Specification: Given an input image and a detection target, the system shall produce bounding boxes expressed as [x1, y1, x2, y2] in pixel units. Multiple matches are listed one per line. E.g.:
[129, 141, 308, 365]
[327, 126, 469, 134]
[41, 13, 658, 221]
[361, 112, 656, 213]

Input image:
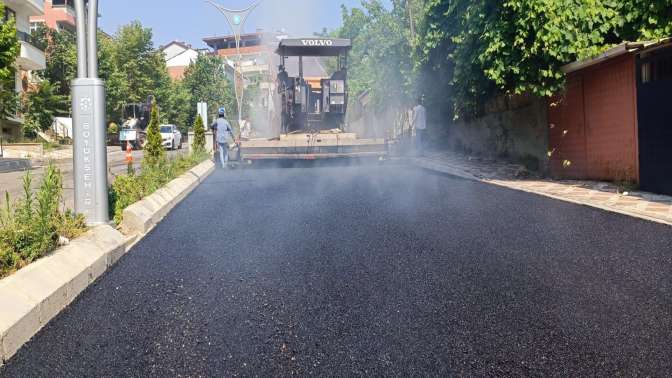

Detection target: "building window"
[3, 6, 16, 22]
[30, 21, 42, 33]
[52, 0, 75, 7]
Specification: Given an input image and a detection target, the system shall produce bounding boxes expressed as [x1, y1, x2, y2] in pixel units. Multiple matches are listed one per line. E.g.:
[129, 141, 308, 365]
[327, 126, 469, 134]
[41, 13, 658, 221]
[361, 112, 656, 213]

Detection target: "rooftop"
[562, 38, 672, 74]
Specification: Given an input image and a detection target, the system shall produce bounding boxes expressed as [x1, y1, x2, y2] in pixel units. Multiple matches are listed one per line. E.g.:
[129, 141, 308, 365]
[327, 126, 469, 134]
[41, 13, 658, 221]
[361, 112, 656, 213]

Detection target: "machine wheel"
[121, 144, 126, 152]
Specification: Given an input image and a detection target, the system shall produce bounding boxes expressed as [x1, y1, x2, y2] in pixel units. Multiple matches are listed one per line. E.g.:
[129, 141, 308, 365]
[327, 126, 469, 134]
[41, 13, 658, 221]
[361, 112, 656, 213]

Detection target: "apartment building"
[29, 0, 75, 32]
[1, 0, 46, 140]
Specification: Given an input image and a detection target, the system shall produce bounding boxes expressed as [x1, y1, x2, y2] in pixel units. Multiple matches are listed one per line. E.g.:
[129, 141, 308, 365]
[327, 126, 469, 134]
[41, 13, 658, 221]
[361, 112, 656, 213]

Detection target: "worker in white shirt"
[211, 107, 235, 168]
[412, 96, 427, 156]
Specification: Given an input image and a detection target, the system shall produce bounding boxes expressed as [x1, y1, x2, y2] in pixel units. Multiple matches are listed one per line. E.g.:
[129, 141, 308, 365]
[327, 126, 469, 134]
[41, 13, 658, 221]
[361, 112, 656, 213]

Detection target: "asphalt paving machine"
[238, 38, 387, 160]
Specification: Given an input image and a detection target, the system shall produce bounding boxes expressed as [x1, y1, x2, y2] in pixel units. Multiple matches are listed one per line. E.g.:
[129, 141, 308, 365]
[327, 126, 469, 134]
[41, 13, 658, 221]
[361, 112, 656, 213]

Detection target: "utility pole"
[205, 0, 262, 126]
[72, 0, 108, 225]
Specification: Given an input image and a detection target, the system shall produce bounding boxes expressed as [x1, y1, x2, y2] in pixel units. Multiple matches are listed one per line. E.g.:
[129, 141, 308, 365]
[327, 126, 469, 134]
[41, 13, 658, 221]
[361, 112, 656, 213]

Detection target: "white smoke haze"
[227, 0, 422, 213]
[254, 0, 331, 38]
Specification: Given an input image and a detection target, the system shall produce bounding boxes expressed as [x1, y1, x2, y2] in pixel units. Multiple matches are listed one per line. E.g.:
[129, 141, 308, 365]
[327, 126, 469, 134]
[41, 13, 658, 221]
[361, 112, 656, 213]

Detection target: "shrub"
[110, 172, 144, 225]
[109, 150, 209, 225]
[143, 99, 165, 168]
[192, 115, 206, 153]
[0, 163, 87, 278]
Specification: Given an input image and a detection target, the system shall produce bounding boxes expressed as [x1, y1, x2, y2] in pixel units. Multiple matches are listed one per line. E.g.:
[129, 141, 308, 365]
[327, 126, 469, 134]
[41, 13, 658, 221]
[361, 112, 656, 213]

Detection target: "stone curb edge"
[414, 158, 672, 228]
[0, 159, 215, 366]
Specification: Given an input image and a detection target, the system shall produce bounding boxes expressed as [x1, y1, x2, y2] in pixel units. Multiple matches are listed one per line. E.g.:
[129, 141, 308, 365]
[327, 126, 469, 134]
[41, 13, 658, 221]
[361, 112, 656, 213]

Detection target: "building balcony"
[52, 0, 76, 13]
[16, 32, 46, 71]
[4, 0, 44, 17]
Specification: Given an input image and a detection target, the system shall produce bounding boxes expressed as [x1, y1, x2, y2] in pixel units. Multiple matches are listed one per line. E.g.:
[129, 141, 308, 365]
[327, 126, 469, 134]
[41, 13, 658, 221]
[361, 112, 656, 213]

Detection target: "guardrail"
[16, 31, 44, 51]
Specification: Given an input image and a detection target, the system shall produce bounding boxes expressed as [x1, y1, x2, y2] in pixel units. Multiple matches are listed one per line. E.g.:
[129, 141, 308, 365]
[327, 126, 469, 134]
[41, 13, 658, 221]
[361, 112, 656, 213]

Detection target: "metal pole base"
[72, 78, 109, 225]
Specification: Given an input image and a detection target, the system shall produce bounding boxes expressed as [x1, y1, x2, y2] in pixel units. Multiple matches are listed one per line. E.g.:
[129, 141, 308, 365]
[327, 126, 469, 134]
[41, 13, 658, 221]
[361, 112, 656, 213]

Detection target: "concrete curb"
[0, 159, 215, 366]
[415, 158, 672, 227]
[121, 160, 215, 235]
[0, 225, 124, 365]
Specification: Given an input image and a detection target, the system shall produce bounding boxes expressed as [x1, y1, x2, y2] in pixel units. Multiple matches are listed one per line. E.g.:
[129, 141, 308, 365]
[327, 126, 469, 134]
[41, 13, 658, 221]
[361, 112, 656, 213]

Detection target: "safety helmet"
[218, 107, 226, 117]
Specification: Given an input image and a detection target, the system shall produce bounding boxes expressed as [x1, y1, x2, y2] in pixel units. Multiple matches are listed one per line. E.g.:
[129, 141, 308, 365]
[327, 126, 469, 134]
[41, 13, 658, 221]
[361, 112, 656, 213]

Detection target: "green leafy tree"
[143, 100, 165, 167]
[0, 2, 20, 123]
[418, 0, 672, 119]
[617, 0, 672, 40]
[24, 80, 69, 136]
[338, 1, 417, 110]
[160, 80, 192, 134]
[31, 25, 77, 97]
[192, 114, 205, 153]
[182, 55, 235, 124]
[98, 22, 171, 124]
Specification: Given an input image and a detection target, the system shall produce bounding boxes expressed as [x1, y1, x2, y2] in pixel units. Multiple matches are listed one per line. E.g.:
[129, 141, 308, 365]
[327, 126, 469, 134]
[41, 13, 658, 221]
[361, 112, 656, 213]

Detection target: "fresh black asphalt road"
[3, 162, 672, 376]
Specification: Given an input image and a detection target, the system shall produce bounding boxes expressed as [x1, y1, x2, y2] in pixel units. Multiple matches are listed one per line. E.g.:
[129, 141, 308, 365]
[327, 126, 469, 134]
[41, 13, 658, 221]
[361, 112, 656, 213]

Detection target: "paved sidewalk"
[416, 151, 672, 226]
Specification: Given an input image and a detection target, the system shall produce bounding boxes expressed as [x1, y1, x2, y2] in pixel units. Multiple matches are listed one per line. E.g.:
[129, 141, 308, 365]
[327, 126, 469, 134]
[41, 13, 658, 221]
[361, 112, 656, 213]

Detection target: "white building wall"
[167, 49, 199, 68]
[162, 44, 186, 61]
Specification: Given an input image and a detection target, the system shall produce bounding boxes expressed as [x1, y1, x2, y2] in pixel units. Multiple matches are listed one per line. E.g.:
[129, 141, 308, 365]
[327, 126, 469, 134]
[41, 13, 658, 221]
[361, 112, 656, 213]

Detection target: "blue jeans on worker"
[218, 142, 228, 168]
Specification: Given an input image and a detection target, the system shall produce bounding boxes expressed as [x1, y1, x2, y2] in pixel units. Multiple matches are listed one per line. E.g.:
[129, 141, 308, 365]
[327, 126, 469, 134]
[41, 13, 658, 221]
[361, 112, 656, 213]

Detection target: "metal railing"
[16, 30, 44, 51]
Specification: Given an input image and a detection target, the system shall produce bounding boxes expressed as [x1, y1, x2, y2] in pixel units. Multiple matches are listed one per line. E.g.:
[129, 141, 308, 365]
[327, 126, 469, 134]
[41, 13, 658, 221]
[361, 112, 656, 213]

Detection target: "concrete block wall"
[448, 97, 549, 171]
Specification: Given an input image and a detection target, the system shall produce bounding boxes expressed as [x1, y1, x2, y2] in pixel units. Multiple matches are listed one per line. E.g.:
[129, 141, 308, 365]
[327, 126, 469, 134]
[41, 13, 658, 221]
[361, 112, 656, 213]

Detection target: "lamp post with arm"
[205, 0, 263, 127]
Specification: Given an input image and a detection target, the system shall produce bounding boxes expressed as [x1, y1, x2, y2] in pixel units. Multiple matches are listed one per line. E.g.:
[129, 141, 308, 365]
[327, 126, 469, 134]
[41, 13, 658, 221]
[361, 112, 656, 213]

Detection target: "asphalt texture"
[2, 162, 672, 376]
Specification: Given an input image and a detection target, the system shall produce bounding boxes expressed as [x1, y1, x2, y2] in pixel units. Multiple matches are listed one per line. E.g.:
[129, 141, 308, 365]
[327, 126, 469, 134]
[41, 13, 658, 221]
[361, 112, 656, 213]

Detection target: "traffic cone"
[126, 141, 134, 174]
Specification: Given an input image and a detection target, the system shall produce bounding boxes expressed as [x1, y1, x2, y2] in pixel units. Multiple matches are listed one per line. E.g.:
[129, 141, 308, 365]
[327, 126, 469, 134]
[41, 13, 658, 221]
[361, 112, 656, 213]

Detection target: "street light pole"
[205, 0, 262, 125]
[72, 0, 108, 225]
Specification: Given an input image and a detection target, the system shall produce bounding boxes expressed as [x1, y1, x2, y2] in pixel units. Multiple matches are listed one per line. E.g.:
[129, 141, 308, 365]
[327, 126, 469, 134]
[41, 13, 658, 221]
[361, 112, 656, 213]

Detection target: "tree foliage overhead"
[338, 1, 418, 110]
[419, 0, 672, 118]
[0, 1, 20, 121]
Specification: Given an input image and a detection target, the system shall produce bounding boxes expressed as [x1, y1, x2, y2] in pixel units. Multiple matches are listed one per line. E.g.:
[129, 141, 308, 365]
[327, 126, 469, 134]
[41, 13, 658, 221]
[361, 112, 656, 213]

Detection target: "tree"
[418, 0, 672, 119]
[160, 80, 192, 134]
[182, 55, 235, 124]
[31, 25, 77, 97]
[143, 100, 164, 167]
[99, 22, 171, 124]
[0, 2, 20, 123]
[337, 1, 416, 110]
[192, 114, 205, 153]
[23, 81, 68, 136]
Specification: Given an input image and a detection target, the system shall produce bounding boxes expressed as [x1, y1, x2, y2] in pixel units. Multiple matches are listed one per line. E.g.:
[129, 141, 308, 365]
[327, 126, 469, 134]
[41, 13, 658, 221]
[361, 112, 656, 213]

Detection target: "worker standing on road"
[211, 107, 235, 168]
[412, 96, 427, 157]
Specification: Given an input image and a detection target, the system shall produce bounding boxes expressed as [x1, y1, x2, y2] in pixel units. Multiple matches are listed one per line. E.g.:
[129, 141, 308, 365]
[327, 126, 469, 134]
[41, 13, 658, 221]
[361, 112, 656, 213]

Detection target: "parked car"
[160, 124, 182, 150]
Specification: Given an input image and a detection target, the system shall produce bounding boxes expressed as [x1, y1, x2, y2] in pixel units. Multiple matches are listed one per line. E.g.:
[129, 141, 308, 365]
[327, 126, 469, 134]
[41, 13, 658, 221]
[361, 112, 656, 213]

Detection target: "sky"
[99, 0, 377, 49]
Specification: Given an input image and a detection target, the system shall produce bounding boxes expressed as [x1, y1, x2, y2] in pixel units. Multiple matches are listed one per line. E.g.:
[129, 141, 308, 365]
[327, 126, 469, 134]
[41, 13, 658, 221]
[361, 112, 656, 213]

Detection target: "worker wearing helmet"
[211, 107, 235, 168]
